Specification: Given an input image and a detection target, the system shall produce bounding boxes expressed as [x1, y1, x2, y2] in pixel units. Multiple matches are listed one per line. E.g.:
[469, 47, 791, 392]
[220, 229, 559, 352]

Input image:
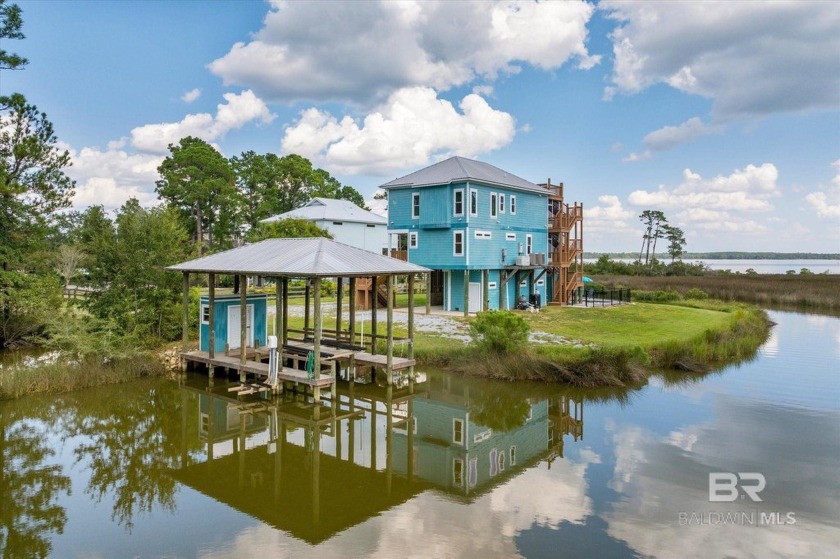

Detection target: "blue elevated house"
[382, 156, 583, 314]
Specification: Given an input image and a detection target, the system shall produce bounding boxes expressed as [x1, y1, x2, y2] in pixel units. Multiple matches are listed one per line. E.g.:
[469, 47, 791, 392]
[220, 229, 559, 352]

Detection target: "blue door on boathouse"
[199, 293, 268, 353]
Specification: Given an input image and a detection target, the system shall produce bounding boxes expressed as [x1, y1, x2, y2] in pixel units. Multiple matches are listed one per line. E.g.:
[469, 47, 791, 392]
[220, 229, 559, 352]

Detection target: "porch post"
[240, 274, 247, 382]
[208, 273, 215, 379]
[304, 281, 311, 340]
[312, 277, 323, 402]
[499, 270, 506, 310]
[386, 275, 394, 385]
[348, 277, 356, 383]
[276, 276, 284, 387]
[407, 274, 415, 368]
[336, 277, 343, 337]
[371, 276, 378, 354]
[181, 272, 189, 350]
[282, 277, 289, 342]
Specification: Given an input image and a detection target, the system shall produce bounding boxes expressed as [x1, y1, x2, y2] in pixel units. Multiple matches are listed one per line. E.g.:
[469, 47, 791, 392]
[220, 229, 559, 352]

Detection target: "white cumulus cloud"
[209, 0, 598, 104]
[642, 117, 722, 151]
[280, 86, 516, 175]
[181, 88, 202, 103]
[805, 159, 840, 220]
[601, 1, 840, 119]
[131, 90, 275, 154]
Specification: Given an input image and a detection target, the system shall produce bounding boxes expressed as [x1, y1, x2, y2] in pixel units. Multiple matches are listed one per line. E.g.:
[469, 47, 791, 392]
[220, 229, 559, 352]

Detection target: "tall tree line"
[156, 139, 366, 256]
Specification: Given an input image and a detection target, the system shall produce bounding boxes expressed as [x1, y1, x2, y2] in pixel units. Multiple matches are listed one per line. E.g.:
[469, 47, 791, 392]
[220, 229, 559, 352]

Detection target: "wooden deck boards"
[181, 351, 334, 388]
[352, 352, 416, 370]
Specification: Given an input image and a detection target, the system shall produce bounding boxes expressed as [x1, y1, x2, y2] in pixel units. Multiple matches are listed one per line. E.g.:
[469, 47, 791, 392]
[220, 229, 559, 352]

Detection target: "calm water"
[1, 310, 838, 558]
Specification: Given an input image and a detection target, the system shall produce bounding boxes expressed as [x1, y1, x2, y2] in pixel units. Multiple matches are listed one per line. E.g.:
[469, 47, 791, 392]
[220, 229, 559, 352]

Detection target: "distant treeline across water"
[585, 252, 840, 260]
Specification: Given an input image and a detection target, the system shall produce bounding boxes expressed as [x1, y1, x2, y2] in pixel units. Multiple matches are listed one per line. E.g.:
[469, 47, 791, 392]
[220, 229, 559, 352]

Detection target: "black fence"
[572, 287, 632, 307]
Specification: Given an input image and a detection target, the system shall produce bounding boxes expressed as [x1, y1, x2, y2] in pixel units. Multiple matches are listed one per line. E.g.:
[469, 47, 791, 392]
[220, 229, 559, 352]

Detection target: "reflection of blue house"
[382, 156, 551, 313]
[199, 293, 268, 353]
[198, 393, 268, 443]
[393, 395, 549, 496]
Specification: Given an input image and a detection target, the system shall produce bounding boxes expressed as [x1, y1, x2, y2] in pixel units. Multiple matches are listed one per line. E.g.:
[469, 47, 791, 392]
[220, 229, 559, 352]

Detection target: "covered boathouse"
[168, 238, 430, 401]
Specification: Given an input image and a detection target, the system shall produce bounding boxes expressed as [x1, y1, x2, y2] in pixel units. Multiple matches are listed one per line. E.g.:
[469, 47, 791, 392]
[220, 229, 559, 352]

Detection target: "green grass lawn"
[524, 303, 727, 348]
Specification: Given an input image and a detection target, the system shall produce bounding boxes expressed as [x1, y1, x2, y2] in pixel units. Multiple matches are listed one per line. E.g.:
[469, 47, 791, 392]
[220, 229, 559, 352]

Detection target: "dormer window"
[453, 188, 464, 217]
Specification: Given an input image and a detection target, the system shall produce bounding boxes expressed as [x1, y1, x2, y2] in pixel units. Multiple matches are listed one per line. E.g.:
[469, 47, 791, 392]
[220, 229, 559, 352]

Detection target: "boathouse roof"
[381, 155, 543, 193]
[167, 237, 429, 277]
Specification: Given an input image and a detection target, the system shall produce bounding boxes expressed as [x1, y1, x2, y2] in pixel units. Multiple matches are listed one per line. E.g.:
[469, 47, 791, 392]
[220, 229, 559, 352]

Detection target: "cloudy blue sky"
[4, 0, 839, 252]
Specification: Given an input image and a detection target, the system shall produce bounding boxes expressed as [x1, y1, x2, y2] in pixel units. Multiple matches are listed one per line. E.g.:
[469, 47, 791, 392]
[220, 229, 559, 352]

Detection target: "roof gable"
[262, 198, 386, 225]
[381, 156, 544, 193]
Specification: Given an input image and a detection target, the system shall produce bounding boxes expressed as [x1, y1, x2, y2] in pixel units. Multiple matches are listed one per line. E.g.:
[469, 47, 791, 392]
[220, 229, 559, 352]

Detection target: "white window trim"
[499, 193, 505, 214]
[453, 230, 464, 257]
[526, 234, 533, 255]
[453, 418, 464, 445]
[536, 279, 545, 286]
[510, 195, 516, 215]
[474, 230, 491, 239]
[200, 304, 209, 325]
[409, 231, 418, 249]
[411, 192, 420, 219]
[488, 281, 497, 289]
[490, 193, 498, 218]
[453, 188, 464, 217]
[506, 232, 516, 241]
[469, 188, 478, 216]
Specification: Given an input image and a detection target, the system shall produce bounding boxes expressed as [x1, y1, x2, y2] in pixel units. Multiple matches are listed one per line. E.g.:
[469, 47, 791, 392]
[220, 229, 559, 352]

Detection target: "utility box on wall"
[199, 293, 268, 353]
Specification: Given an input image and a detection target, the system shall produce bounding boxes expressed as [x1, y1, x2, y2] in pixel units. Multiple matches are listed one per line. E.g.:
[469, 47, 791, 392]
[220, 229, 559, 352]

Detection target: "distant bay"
[584, 258, 840, 274]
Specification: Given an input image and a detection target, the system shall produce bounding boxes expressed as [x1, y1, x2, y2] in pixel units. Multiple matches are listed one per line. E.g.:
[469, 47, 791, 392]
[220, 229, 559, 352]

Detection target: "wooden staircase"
[542, 180, 584, 306]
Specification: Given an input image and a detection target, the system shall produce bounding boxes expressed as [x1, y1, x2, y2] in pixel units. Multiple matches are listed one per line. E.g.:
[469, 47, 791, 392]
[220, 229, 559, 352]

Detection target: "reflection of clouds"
[760, 328, 780, 358]
[198, 454, 598, 559]
[603, 396, 840, 558]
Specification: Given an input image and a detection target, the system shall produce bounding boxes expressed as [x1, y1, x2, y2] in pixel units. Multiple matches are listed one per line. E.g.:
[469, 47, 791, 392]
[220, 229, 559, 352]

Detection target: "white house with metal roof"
[261, 197, 388, 255]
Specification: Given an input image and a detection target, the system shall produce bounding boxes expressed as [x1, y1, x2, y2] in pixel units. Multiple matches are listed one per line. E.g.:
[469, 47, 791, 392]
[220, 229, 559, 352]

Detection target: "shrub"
[685, 288, 709, 300]
[632, 289, 682, 303]
[469, 310, 530, 354]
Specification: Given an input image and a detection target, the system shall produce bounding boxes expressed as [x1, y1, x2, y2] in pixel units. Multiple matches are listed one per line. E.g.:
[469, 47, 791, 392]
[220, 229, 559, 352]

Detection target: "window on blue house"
[499, 193, 505, 213]
[412, 193, 420, 219]
[453, 230, 464, 256]
[510, 195, 516, 215]
[409, 232, 418, 249]
[526, 234, 533, 255]
[454, 188, 464, 217]
[201, 305, 209, 325]
[470, 189, 478, 216]
[491, 193, 497, 218]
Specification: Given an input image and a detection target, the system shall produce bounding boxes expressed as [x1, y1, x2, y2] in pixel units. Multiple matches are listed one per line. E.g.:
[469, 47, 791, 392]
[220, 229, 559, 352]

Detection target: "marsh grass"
[0, 355, 163, 400]
[595, 274, 840, 311]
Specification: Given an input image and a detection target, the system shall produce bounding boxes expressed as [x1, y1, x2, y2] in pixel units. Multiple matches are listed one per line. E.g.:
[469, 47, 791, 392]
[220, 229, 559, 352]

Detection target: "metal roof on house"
[261, 198, 386, 225]
[381, 156, 544, 193]
[167, 238, 429, 277]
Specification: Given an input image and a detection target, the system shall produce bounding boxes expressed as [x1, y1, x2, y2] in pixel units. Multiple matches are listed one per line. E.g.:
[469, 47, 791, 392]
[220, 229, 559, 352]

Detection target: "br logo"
[709, 472, 766, 502]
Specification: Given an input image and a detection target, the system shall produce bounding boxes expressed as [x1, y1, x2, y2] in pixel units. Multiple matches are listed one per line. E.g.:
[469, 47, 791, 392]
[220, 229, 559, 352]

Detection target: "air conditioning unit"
[530, 253, 546, 266]
[516, 255, 530, 266]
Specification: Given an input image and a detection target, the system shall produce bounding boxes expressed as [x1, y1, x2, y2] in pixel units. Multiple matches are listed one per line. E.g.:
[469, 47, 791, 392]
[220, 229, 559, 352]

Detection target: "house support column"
[386, 275, 394, 385]
[281, 277, 289, 342]
[463, 269, 469, 317]
[425, 272, 431, 315]
[208, 273, 215, 380]
[240, 274, 247, 383]
[335, 277, 343, 337]
[499, 270, 506, 310]
[275, 277, 284, 392]
[482, 269, 489, 311]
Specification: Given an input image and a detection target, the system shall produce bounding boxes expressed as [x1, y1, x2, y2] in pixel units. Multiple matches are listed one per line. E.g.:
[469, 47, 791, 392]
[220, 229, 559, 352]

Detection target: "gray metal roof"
[260, 197, 386, 225]
[167, 238, 429, 277]
[381, 156, 544, 193]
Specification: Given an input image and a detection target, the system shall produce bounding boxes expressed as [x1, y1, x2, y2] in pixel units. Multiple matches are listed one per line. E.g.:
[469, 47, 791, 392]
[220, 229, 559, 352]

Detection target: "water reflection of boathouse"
[173, 375, 584, 543]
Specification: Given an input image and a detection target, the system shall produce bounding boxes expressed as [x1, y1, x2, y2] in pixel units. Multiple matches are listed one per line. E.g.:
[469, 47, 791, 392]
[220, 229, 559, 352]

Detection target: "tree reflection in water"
[60, 379, 202, 532]
[0, 404, 71, 559]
